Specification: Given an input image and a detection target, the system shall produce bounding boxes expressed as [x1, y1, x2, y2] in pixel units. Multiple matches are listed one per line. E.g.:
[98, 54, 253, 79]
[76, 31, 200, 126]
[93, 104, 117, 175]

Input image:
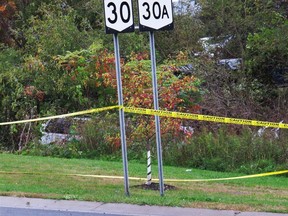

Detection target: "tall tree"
[0, 0, 18, 46]
[246, 20, 288, 85]
[198, 0, 287, 59]
[155, 0, 204, 60]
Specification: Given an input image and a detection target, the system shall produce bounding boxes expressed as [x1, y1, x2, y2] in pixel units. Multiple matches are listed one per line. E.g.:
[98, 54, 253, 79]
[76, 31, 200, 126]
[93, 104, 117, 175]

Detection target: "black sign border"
[105, 24, 135, 34]
[139, 23, 174, 32]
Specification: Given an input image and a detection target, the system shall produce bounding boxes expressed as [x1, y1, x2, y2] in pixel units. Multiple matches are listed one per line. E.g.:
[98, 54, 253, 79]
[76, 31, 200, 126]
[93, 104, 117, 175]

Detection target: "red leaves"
[0, 0, 17, 45]
[24, 86, 45, 102]
[0, 1, 16, 16]
[120, 55, 202, 144]
[94, 50, 117, 88]
[105, 135, 121, 151]
[55, 50, 202, 145]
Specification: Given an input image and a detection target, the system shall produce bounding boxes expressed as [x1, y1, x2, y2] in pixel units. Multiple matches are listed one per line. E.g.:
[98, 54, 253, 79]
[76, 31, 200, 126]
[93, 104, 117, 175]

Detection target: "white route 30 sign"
[104, 0, 134, 34]
[138, 0, 174, 31]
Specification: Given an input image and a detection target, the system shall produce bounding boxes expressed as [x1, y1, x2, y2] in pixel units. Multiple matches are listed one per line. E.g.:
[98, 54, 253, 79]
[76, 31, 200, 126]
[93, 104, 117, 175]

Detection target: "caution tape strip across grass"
[0, 170, 287, 182]
[75, 170, 288, 182]
[0, 105, 287, 129]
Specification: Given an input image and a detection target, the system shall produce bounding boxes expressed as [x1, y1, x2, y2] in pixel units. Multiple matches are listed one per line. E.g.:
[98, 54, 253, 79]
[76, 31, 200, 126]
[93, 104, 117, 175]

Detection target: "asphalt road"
[0, 207, 122, 216]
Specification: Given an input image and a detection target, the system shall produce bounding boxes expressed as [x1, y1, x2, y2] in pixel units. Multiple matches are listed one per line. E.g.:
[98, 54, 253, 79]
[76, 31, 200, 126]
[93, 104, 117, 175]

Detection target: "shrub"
[162, 126, 288, 174]
[78, 113, 121, 158]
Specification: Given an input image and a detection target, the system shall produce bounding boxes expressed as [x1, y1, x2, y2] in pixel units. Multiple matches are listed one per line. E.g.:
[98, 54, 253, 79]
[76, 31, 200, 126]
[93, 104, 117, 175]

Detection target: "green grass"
[0, 153, 287, 213]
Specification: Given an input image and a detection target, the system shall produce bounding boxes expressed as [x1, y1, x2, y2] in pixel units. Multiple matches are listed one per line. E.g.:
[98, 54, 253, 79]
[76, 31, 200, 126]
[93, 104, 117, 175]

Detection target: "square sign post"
[104, 0, 135, 196]
[138, 0, 174, 196]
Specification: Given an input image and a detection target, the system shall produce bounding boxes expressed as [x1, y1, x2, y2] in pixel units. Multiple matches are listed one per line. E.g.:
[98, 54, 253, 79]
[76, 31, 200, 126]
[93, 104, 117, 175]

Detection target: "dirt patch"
[132, 182, 177, 191]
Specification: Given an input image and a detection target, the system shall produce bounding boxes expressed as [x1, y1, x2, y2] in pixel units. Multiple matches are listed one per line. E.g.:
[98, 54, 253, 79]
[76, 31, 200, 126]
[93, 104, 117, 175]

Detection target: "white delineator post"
[146, 150, 152, 185]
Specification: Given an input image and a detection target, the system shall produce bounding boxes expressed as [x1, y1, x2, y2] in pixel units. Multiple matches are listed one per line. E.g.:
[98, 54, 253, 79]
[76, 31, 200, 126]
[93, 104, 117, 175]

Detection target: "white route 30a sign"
[138, 0, 174, 31]
[104, 0, 134, 34]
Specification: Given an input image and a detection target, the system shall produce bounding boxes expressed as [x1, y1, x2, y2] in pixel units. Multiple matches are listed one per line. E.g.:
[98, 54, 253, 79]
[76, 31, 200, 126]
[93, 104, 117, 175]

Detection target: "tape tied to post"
[0, 105, 287, 129]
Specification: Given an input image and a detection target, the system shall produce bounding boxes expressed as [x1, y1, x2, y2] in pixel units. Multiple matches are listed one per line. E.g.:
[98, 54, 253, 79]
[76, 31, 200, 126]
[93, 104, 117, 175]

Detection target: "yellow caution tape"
[0, 170, 287, 182]
[124, 107, 288, 129]
[0, 106, 119, 126]
[160, 170, 288, 182]
[74, 170, 288, 182]
[0, 105, 287, 129]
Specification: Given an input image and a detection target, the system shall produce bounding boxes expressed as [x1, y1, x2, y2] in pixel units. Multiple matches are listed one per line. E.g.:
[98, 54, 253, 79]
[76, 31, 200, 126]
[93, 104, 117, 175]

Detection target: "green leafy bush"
[78, 113, 121, 158]
[162, 126, 288, 174]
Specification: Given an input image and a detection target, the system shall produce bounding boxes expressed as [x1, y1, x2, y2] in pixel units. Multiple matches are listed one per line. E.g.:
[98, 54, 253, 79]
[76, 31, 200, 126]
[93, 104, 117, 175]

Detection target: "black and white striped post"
[146, 150, 152, 185]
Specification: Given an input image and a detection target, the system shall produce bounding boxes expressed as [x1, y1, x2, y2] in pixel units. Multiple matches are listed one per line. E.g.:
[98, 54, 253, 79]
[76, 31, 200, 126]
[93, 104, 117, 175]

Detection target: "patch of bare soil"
[132, 182, 177, 191]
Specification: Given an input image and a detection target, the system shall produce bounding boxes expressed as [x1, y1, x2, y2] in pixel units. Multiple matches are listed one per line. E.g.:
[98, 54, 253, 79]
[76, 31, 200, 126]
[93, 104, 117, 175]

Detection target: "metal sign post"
[104, 0, 174, 196]
[104, 0, 135, 196]
[113, 34, 129, 196]
[149, 31, 165, 196]
[138, 0, 174, 196]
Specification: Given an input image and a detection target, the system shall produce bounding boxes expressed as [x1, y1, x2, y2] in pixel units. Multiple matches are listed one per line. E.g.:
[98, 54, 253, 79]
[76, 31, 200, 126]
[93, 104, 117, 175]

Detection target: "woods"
[0, 0, 287, 173]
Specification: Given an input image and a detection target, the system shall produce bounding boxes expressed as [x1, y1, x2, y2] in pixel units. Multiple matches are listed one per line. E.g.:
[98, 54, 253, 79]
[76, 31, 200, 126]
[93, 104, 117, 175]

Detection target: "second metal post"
[149, 31, 164, 196]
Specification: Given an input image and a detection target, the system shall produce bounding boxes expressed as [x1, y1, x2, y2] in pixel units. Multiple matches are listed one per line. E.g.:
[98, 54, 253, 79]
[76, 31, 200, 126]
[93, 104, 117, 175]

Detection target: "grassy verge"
[0, 153, 287, 213]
